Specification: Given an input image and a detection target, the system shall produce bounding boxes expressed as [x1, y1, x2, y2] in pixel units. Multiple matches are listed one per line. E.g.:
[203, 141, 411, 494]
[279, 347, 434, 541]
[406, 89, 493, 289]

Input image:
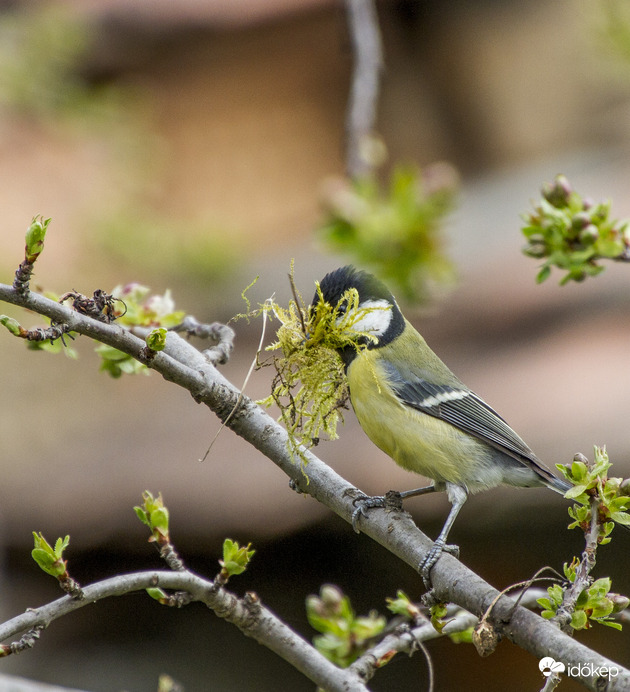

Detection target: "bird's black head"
[316, 265, 394, 306]
[313, 265, 405, 365]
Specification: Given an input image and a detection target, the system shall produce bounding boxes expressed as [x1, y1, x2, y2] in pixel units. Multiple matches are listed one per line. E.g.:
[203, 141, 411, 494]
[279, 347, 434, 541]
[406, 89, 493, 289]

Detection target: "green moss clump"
[259, 281, 382, 464]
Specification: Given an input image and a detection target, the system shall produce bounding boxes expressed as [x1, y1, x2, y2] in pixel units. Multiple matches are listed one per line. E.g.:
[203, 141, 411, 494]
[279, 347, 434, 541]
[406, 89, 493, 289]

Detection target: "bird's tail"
[546, 475, 572, 495]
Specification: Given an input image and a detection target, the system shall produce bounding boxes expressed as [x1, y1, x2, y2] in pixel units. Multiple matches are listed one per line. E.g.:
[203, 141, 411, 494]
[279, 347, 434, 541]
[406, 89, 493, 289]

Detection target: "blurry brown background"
[1, 0, 630, 690]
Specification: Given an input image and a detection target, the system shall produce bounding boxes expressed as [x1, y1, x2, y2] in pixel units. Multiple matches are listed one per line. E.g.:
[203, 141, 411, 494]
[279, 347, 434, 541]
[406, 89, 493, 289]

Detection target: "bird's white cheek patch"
[346, 299, 393, 336]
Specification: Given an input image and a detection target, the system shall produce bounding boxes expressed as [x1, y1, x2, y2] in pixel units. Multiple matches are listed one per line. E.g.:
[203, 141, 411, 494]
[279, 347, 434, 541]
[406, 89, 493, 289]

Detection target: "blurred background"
[1, 0, 630, 690]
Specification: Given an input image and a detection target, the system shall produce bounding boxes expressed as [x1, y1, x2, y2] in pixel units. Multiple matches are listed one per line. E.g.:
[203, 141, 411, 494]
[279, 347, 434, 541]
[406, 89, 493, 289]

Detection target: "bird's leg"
[420, 483, 468, 589]
[351, 483, 436, 533]
[398, 485, 439, 501]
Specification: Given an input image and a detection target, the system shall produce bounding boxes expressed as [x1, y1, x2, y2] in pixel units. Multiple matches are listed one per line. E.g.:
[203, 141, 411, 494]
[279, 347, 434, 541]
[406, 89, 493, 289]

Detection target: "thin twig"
[553, 489, 600, 634]
[344, 0, 384, 179]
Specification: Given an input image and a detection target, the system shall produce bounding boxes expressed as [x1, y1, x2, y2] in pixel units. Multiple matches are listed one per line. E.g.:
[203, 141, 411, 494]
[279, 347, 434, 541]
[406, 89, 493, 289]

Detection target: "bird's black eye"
[336, 300, 348, 315]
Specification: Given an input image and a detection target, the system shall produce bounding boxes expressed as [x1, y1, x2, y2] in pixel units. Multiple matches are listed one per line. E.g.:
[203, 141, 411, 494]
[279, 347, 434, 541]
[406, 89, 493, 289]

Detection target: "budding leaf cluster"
[96, 284, 185, 377]
[538, 570, 628, 631]
[134, 490, 170, 544]
[557, 447, 630, 544]
[319, 163, 457, 301]
[306, 584, 386, 668]
[522, 174, 629, 284]
[5, 219, 184, 373]
[112, 284, 185, 330]
[31, 532, 70, 578]
[385, 589, 421, 620]
[24, 216, 51, 263]
[219, 538, 255, 579]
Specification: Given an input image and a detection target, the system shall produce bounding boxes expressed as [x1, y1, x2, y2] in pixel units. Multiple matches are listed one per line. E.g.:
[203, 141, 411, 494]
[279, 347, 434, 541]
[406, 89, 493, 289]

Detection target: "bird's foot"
[419, 540, 459, 590]
[351, 490, 403, 533]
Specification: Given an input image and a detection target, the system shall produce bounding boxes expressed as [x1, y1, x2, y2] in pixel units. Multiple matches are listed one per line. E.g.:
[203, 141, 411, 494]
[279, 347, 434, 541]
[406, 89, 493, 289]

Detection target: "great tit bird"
[315, 265, 571, 584]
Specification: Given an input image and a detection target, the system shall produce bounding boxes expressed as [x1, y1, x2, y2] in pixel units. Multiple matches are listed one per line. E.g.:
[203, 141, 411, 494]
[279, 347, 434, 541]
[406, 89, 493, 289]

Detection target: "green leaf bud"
[579, 224, 599, 245]
[219, 538, 255, 577]
[0, 315, 23, 336]
[320, 584, 344, 608]
[146, 587, 167, 601]
[571, 211, 591, 230]
[24, 216, 51, 263]
[610, 593, 630, 614]
[145, 327, 168, 352]
[542, 175, 572, 208]
[523, 243, 547, 258]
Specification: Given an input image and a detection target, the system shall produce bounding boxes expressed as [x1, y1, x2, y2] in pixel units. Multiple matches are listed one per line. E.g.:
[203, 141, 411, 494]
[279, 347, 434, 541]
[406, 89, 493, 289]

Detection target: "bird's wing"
[384, 363, 539, 464]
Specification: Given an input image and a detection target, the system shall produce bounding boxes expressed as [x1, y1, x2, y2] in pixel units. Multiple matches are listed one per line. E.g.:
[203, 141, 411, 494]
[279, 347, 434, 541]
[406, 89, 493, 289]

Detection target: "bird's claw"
[442, 543, 460, 558]
[351, 494, 386, 533]
[351, 490, 405, 533]
[420, 541, 459, 589]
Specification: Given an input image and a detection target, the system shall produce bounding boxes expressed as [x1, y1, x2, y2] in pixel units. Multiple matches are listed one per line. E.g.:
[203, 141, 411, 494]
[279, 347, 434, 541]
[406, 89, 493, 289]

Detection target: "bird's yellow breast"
[346, 347, 488, 486]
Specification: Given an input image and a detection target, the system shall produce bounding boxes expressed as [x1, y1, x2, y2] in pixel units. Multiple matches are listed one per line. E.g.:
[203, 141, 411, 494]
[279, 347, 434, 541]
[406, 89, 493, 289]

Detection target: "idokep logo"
[539, 657, 565, 677]
[539, 656, 620, 680]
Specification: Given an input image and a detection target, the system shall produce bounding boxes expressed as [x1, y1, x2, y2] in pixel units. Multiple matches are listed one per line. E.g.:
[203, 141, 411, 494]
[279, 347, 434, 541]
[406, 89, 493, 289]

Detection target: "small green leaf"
[31, 548, 55, 571]
[590, 599, 614, 620]
[548, 583, 566, 604]
[95, 344, 148, 378]
[571, 610, 588, 630]
[351, 612, 386, 640]
[149, 507, 169, 535]
[134, 506, 149, 526]
[54, 536, 70, 554]
[536, 264, 552, 283]
[565, 484, 589, 499]
[570, 460, 589, 480]
[430, 602, 449, 633]
[590, 577, 612, 594]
